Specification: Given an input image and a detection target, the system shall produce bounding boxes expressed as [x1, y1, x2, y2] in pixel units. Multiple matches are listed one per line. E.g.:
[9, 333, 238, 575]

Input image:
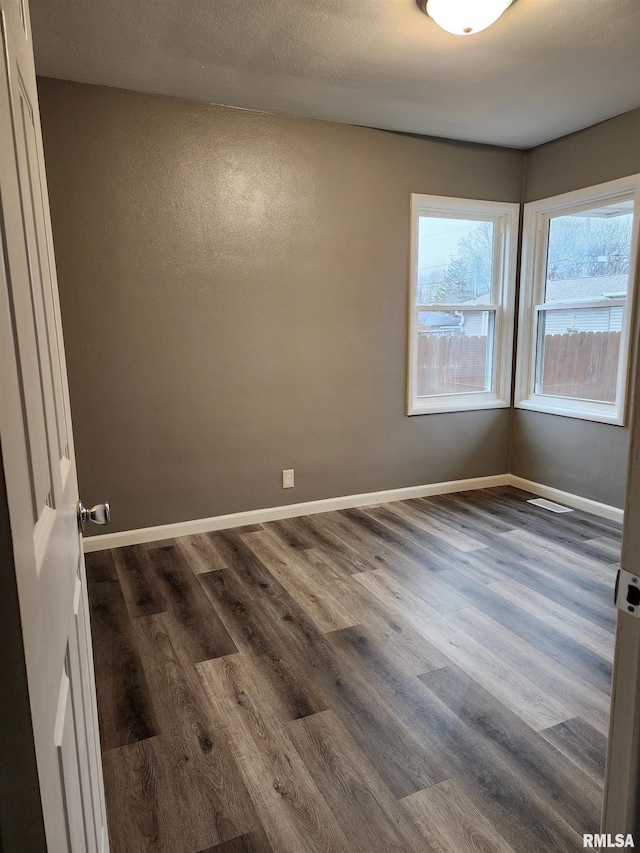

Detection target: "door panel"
[1, 47, 52, 523]
[0, 0, 108, 849]
[15, 64, 69, 468]
[68, 576, 99, 853]
[77, 562, 109, 847]
[54, 670, 87, 853]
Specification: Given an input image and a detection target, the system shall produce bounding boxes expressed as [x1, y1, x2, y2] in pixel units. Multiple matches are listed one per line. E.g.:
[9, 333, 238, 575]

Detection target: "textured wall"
[524, 108, 640, 202]
[38, 79, 525, 534]
[512, 107, 640, 508]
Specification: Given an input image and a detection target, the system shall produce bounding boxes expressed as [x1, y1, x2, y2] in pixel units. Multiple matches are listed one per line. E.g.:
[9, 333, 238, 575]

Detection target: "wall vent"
[527, 497, 573, 513]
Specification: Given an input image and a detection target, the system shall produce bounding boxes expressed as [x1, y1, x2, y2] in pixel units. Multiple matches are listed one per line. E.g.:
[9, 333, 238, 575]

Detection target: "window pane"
[417, 217, 494, 305]
[545, 200, 634, 302]
[535, 306, 622, 403]
[417, 310, 494, 397]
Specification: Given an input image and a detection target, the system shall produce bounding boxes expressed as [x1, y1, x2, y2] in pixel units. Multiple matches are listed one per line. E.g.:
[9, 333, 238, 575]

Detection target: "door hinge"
[615, 569, 640, 617]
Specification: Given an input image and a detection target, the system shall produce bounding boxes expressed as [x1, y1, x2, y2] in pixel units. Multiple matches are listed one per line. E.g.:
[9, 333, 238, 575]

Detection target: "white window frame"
[408, 194, 519, 416]
[515, 175, 640, 426]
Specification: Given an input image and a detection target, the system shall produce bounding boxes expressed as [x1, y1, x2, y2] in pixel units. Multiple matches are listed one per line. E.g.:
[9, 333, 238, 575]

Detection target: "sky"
[418, 216, 492, 276]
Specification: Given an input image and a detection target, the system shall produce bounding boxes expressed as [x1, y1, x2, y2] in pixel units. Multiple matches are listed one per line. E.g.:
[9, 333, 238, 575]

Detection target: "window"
[408, 194, 519, 415]
[515, 176, 640, 425]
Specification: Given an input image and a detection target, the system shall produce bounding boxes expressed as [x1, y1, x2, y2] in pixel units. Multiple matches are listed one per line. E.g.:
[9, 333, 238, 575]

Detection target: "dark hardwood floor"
[85, 486, 619, 853]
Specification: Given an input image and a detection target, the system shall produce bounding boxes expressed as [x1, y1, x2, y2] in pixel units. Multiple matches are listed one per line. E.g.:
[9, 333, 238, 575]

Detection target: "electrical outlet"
[282, 469, 294, 489]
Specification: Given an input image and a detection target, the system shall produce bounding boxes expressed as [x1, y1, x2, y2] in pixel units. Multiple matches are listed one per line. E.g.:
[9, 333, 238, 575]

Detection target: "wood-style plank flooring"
[85, 486, 619, 853]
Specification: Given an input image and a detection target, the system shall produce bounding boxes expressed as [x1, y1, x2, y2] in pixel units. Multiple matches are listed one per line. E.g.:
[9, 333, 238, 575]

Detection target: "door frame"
[0, 461, 47, 850]
[602, 343, 640, 837]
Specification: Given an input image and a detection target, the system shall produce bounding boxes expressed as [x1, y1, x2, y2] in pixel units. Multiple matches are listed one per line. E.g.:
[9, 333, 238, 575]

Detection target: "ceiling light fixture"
[416, 0, 514, 36]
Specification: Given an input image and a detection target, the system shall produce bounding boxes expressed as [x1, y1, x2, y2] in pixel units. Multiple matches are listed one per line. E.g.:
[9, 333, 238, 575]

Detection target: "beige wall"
[38, 79, 525, 535]
[523, 108, 640, 202]
[511, 107, 640, 508]
[38, 78, 640, 529]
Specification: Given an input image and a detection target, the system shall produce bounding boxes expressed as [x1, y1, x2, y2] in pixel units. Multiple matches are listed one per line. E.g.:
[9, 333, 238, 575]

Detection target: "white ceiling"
[29, 0, 640, 149]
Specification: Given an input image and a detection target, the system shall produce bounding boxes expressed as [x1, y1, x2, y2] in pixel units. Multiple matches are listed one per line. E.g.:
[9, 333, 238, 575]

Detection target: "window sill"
[515, 397, 625, 426]
[408, 398, 510, 416]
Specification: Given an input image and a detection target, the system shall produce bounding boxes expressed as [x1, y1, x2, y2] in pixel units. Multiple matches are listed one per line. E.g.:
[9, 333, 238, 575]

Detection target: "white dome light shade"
[425, 0, 514, 35]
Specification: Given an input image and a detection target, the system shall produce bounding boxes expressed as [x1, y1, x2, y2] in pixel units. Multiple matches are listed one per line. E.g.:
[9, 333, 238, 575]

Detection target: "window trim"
[514, 175, 640, 426]
[408, 194, 520, 416]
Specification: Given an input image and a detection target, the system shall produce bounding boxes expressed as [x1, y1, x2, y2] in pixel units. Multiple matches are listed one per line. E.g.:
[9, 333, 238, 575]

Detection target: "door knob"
[77, 501, 111, 531]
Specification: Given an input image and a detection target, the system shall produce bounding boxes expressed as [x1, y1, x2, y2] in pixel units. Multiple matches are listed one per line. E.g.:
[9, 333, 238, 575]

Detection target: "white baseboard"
[83, 471, 624, 553]
[82, 473, 510, 552]
[506, 475, 624, 523]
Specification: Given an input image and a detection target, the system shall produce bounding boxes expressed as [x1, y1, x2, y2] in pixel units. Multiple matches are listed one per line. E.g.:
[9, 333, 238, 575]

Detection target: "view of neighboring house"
[416, 213, 633, 400]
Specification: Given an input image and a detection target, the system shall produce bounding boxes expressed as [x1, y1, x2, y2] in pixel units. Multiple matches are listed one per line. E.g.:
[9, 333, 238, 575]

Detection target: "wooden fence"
[417, 330, 621, 402]
[417, 334, 488, 396]
[539, 330, 620, 403]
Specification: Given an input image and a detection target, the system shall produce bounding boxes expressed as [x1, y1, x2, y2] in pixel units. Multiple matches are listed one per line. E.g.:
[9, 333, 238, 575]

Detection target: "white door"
[603, 361, 640, 839]
[0, 0, 108, 850]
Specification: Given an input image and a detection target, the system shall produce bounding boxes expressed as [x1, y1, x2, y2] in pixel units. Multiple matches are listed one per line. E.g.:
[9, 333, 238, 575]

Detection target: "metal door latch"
[615, 569, 640, 617]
